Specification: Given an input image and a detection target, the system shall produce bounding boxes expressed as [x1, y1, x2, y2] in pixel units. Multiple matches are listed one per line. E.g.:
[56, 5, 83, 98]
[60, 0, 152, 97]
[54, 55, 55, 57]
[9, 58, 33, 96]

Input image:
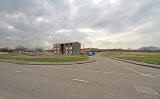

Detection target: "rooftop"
[53, 42, 80, 45]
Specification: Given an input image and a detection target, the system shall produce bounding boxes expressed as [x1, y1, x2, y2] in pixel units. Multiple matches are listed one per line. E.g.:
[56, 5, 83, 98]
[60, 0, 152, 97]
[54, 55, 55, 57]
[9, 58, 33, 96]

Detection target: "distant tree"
[0, 47, 13, 52]
[15, 46, 27, 54]
[142, 48, 150, 52]
[35, 47, 43, 52]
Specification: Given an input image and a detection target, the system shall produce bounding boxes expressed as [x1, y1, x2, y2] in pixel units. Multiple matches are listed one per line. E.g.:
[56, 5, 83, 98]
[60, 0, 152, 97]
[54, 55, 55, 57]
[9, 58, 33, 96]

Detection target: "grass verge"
[101, 52, 160, 65]
[0, 54, 89, 62]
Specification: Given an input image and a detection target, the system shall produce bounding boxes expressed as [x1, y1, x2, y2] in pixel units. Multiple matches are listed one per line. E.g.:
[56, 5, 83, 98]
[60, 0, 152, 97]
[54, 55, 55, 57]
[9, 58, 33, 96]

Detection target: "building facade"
[53, 42, 81, 55]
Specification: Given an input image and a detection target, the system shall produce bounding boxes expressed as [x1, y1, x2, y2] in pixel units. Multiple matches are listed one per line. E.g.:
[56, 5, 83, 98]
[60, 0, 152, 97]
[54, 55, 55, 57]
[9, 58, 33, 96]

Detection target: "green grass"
[100, 52, 126, 57]
[100, 52, 116, 57]
[0, 53, 17, 59]
[0, 54, 89, 62]
[101, 52, 160, 65]
[117, 54, 160, 65]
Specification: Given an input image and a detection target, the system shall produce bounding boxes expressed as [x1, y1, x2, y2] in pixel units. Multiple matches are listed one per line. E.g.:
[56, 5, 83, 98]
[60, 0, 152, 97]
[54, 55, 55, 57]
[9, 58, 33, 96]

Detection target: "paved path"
[0, 55, 160, 99]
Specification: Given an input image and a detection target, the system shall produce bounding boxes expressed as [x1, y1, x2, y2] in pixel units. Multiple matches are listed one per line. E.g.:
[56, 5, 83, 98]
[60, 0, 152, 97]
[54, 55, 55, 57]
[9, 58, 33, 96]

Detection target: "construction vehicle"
[80, 49, 95, 56]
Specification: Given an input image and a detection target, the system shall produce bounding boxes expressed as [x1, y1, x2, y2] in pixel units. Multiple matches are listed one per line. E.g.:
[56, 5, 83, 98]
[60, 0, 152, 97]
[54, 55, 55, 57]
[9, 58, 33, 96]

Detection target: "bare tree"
[0, 47, 13, 52]
[15, 46, 27, 54]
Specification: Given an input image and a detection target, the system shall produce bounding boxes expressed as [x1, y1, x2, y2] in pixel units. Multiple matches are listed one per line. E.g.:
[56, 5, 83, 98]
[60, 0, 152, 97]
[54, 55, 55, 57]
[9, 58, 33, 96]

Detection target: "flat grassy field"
[101, 52, 160, 65]
[0, 53, 89, 62]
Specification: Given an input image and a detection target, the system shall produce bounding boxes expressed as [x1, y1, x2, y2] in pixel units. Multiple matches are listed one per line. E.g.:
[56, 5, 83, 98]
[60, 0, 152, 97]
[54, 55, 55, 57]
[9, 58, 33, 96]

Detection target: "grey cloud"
[48, 30, 88, 44]
[0, 0, 160, 49]
[83, 0, 160, 33]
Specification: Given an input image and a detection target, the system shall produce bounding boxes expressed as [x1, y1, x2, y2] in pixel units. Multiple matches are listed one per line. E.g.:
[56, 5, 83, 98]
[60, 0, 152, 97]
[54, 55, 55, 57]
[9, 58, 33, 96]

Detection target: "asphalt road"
[0, 55, 160, 99]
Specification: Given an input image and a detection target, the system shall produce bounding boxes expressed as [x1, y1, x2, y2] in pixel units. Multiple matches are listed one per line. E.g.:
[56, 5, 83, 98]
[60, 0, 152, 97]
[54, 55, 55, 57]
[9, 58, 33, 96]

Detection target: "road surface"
[0, 55, 160, 99]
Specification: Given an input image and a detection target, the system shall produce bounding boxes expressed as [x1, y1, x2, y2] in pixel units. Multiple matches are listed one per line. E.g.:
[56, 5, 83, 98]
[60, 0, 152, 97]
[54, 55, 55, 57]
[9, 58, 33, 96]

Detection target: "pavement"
[0, 54, 160, 99]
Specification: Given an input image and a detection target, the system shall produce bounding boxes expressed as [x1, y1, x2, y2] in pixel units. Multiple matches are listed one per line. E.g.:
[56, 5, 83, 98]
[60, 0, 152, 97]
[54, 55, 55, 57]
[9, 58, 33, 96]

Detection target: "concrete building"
[53, 42, 81, 55]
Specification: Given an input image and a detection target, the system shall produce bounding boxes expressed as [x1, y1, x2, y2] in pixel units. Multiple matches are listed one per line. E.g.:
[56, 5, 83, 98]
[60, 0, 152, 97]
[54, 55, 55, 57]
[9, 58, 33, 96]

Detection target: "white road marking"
[127, 74, 139, 76]
[83, 69, 91, 71]
[92, 70, 102, 73]
[116, 73, 126, 75]
[104, 72, 113, 74]
[125, 67, 155, 77]
[54, 67, 62, 69]
[40, 65, 157, 77]
[156, 75, 160, 77]
[134, 85, 160, 96]
[104, 60, 158, 78]
[147, 75, 157, 78]
[72, 79, 89, 83]
[112, 61, 158, 77]
[71, 68, 82, 71]
[15, 71, 21, 73]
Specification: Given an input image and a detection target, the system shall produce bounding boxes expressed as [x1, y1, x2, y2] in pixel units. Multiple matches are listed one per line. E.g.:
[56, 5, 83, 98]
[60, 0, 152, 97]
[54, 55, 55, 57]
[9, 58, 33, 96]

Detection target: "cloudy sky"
[0, 0, 160, 49]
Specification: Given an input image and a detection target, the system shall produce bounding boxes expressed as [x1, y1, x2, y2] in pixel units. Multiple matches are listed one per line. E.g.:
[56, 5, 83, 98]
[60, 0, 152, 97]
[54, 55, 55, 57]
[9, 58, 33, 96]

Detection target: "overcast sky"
[0, 0, 159, 49]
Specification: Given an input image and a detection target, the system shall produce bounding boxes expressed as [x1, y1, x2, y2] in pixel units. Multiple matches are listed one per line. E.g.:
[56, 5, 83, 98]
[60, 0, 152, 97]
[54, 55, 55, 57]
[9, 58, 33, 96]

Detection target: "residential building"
[53, 42, 81, 55]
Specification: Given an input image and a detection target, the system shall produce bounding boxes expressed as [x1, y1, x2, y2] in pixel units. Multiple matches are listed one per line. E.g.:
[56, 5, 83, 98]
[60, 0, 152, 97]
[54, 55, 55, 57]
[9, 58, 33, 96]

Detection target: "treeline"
[84, 48, 160, 52]
[0, 47, 14, 52]
[0, 46, 44, 53]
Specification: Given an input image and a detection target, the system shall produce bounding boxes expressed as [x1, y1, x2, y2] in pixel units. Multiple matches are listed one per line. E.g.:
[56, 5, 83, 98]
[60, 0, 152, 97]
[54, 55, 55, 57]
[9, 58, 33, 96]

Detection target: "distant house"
[53, 42, 81, 55]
